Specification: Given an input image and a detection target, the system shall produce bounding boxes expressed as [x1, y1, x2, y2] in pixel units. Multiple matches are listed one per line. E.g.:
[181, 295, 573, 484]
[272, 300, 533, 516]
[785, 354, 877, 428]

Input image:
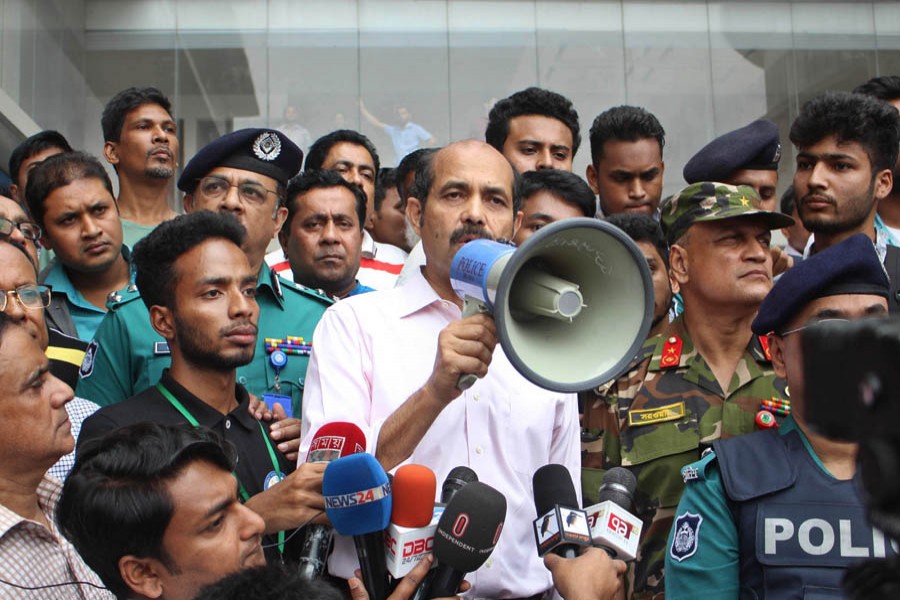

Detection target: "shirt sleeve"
[299, 303, 376, 464]
[74, 310, 135, 407]
[551, 393, 583, 505]
[413, 123, 432, 141]
[664, 456, 740, 599]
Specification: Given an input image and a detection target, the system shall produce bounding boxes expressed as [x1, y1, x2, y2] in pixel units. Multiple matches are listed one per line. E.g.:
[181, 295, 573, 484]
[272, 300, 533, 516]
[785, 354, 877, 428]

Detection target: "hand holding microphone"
[385, 465, 439, 578]
[584, 468, 641, 561]
[532, 464, 592, 559]
[297, 422, 367, 580]
[350, 555, 471, 600]
[543, 547, 626, 600]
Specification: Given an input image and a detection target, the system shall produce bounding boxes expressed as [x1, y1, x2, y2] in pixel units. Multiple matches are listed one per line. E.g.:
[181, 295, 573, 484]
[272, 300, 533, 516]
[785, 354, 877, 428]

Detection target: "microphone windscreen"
[323, 453, 392, 536]
[305, 422, 367, 463]
[433, 481, 507, 572]
[598, 467, 637, 509]
[392, 464, 437, 527]
[441, 466, 478, 504]
[532, 464, 578, 516]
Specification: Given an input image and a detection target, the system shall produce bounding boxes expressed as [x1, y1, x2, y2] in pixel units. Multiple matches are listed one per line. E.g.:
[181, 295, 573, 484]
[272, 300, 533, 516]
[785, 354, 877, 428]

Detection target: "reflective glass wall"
[1, 0, 899, 199]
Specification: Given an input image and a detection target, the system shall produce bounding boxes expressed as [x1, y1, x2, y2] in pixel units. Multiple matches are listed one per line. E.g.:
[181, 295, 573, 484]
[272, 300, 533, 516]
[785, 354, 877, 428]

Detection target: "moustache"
[449, 225, 494, 246]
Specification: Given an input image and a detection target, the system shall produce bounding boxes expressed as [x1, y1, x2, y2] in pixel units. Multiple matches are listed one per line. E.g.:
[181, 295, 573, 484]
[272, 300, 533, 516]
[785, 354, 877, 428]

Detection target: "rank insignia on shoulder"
[670, 512, 703, 562]
[758, 334, 772, 361]
[681, 466, 699, 483]
[660, 336, 683, 368]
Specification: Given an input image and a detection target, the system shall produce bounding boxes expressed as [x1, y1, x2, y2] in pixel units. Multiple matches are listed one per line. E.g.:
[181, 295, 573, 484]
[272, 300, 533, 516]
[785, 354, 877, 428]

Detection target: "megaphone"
[450, 217, 653, 392]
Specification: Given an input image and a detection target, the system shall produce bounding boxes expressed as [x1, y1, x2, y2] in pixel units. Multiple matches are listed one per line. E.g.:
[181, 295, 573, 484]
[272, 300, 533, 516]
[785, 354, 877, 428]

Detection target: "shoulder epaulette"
[278, 276, 334, 306]
[105, 285, 142, 311]
[680, 451, 717, 484]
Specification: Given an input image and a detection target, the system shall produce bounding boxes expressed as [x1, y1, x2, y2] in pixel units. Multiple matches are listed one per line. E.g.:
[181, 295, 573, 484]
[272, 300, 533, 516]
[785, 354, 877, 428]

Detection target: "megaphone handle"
[457, 297, 490, 391]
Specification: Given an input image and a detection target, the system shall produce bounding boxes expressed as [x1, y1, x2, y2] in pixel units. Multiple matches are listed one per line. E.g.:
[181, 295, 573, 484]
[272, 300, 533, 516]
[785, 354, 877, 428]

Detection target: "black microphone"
[585, 467, 642, 560]
[418, 481, 507, 598]
[440, 466, 478, 504]
[532, 464, 592, 559]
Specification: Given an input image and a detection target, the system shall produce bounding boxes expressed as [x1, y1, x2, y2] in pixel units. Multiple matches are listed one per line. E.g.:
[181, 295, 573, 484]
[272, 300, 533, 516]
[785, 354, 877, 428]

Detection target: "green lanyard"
[156, 382, 286, 554]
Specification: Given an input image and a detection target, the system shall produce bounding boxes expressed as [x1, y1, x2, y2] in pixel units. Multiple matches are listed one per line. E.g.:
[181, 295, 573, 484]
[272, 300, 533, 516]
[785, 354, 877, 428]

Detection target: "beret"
[178, 128, 303, 193]
[751, 233, 889, 335]
[660, 182, 794, 245]
[683, 120, 781, 184]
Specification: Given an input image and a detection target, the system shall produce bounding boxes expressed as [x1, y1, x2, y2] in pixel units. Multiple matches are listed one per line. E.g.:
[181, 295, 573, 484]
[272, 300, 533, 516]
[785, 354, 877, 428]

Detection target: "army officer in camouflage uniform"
[77, 129, 331, 422]
[582, 182, 794, 598]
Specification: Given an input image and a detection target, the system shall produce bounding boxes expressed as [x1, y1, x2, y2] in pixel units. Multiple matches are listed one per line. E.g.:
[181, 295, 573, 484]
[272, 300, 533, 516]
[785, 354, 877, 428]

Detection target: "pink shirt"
[301, 268, 580, 598]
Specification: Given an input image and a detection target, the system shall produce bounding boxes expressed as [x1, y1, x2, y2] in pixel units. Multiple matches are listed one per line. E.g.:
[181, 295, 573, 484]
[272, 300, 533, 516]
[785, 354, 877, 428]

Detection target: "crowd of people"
[0, 74, 899, 599]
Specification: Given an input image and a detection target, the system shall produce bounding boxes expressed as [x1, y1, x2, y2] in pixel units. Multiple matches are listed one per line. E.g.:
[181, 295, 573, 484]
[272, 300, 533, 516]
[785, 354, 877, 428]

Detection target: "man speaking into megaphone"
[301, 139, 654, 598]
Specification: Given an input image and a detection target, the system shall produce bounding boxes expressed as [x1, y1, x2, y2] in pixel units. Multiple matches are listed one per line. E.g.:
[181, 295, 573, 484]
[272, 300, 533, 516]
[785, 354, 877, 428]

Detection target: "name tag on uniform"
[628, 402, 685, 426]
[153, 342, 171, 356]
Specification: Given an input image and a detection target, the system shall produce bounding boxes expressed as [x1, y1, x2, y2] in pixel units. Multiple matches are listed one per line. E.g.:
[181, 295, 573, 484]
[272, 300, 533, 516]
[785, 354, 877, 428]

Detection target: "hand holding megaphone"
[449, 218, 654, 393]
[426, 313, 499, 402]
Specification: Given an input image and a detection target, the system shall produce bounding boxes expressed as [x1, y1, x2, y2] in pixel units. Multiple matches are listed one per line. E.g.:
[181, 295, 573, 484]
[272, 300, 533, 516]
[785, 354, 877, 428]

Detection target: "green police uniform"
[581, 316, 787, 599]
[76, 264, 331, 417]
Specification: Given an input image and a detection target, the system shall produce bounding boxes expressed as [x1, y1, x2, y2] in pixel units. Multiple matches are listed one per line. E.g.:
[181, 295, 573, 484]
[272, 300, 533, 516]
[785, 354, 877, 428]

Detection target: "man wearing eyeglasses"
[666, 233, 895, 598]
[77, 129, 331, 425]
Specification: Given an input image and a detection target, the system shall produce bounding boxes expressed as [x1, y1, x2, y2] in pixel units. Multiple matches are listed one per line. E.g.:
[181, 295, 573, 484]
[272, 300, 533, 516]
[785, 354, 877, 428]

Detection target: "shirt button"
[473, 393, 480, 401]
[485, 558, 493, 567]
[475, 446, 483, 455]
[225, 419, 231, 429]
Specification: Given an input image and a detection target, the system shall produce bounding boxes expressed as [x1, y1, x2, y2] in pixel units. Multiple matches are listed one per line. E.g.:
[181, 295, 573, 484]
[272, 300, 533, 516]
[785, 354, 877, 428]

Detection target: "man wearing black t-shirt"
[78, 211, 325, 562]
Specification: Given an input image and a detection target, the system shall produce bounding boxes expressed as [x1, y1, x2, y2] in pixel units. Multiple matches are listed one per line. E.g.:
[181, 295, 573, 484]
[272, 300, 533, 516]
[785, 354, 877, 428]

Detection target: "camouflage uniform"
[581, 182, 794, 599]
[582, 318, 787, 598]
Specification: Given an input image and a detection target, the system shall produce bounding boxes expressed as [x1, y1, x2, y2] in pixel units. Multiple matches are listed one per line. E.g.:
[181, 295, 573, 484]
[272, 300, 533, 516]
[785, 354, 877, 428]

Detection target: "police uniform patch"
[670, 512, 703, 562]
[253, 132, 282, 161]
[682, 465, 699, 483]
[79, 341, 98, 379]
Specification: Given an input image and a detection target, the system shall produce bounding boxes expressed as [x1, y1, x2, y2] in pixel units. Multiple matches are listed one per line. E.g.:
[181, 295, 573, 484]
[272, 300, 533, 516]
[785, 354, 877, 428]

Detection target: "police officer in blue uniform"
[77, 128, 332, 421]
[665, 233, 899, 598]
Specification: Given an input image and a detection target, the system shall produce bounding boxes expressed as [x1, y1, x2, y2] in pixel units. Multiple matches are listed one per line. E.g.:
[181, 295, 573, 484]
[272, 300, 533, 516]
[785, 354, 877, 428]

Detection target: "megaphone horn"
[449, 218, 653, 393]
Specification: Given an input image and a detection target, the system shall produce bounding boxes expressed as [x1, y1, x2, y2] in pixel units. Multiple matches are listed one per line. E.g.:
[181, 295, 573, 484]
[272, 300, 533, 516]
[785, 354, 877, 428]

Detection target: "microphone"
[532, 464, 592, 558]
[384, 465, 439, 578]
[585, 467, 642, 561]
[420, 481, 507, 598]
[297, 422, 367, 581]
[324, 453, 392, 600]
[440, 466, 478, 504]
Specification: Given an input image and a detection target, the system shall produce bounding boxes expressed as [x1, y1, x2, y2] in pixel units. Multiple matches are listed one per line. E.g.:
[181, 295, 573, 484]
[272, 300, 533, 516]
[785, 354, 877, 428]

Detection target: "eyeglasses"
[779, 318, 849, 337]
[0, 284, 51, 312]
[0, 217, 41, 241]
[196, 176, 278, 205]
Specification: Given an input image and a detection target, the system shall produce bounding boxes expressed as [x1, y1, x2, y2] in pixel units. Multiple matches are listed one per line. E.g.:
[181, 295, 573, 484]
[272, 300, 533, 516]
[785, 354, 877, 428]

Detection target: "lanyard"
[155, 382, 286, 554]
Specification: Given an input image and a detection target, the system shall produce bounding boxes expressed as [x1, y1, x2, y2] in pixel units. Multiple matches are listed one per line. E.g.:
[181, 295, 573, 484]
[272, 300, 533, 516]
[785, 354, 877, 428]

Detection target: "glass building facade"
[1, 0, 899, 201]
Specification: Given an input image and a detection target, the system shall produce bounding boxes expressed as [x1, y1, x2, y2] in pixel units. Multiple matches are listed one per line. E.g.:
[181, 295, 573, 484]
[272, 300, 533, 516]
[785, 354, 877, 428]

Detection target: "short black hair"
[8, 130, 73, 185]
[304, 129, 381, 174]
[790, 91, 900, 174]
[853, 76, 900, 102]
[605, 212, 669, 267]
[409, 147, 523, 221]
[57, 423, 234, 599]
[285, 170, 367, 232]
[589, 106, 666, 166]
[485, 87, 581, 156]
[780, 184, 798, 216]
[193, 563, 344, 600]
[101, 86, 173, 143]
[519, 169, 595, 218]
[396, 148, 436, 209]
[132, 211, 246, 310]
[25, 152, 115, 230]
[375, 168, 398, 212]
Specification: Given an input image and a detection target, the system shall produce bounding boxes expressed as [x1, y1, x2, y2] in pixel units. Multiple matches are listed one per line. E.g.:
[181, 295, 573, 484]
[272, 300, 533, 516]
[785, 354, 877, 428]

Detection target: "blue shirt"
[383, 122, 432, 161]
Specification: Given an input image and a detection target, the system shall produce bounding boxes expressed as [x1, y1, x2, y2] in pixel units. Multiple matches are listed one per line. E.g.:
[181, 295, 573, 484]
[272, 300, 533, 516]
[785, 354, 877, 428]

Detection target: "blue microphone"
[324, 453, 392, 600]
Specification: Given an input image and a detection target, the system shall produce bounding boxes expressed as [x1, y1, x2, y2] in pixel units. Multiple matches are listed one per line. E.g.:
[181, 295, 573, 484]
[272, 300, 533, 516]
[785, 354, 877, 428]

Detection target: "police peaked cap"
[683, 119, 781, 184]
[178, 128, 303, 193]
[752, 234, 889, 335]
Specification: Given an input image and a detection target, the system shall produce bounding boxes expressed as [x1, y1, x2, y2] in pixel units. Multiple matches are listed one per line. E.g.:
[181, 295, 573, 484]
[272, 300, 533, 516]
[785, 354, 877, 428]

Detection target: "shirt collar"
[0, 475, 61, 541]
[395, 266, 459, 319]
[159, 370, 255, 430]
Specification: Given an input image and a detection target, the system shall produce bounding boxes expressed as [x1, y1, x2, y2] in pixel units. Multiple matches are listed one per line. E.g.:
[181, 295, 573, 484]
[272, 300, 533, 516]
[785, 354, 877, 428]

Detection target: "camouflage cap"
[660, 182, 794, 244]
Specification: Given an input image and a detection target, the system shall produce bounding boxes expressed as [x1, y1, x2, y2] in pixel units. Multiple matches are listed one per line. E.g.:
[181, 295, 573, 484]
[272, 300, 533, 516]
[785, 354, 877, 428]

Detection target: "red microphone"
[385, 464, 440, 578]
[298, 422, 367, 580]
